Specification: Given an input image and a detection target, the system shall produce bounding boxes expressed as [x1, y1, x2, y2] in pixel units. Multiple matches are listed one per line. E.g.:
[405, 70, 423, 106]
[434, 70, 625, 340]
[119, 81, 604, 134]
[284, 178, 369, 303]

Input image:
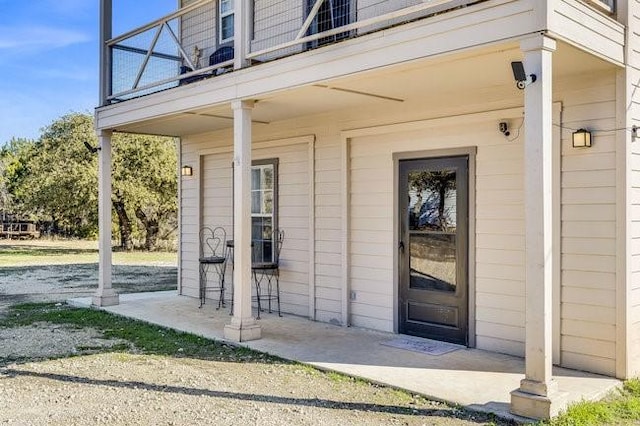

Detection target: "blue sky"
[0, 0, 175, 145]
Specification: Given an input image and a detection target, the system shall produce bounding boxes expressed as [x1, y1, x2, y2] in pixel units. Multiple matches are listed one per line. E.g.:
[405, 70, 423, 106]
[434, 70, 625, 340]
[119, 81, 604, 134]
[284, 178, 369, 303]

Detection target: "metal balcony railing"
[105, 0, 488, 103]
[103, 0, 615, 104]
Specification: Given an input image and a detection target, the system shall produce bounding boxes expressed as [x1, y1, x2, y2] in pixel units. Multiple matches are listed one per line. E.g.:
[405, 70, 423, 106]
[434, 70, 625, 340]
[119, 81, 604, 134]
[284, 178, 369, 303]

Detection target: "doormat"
[381, 337, 462, 356]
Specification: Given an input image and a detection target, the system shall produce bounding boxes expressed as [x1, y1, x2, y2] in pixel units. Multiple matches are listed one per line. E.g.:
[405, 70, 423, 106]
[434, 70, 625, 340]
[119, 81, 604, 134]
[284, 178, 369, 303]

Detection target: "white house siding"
[627, 0, 640, 378]
[356, 0, 475, 35]
[180, 0, 217, 64]
[314, 134, 344, 325]
[180, 133, 311, 316]
[349, 117, 527, 346]
[251, 0, 304, 61]
[557, 70, 618, 376]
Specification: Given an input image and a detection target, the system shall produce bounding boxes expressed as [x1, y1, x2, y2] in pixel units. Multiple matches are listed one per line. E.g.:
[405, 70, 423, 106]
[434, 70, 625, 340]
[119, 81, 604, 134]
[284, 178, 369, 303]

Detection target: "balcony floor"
[69, 291, 620, 421]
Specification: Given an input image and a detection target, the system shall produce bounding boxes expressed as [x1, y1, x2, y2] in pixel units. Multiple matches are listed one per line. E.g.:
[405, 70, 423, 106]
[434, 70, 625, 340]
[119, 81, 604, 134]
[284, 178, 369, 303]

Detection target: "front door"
[399, 156, 469, 345]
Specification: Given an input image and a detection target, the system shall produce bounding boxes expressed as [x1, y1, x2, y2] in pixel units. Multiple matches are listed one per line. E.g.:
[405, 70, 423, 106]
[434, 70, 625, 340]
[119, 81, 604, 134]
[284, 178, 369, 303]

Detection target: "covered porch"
[71, 291, 620, 421]
[94, 12, 629, 416]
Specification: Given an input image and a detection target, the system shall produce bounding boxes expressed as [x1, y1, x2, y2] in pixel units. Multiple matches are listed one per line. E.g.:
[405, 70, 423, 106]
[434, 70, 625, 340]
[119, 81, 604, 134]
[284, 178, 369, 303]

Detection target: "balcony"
[103, 0, 494, 104]
[101, 0, 620, 106]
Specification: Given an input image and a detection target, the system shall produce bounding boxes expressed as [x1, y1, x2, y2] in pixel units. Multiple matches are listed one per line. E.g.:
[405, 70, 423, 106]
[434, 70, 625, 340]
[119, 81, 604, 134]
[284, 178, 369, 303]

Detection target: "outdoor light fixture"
[572, 129, 592, 148]
[633, 125, 639, 142]
[181, 165, 193, 176]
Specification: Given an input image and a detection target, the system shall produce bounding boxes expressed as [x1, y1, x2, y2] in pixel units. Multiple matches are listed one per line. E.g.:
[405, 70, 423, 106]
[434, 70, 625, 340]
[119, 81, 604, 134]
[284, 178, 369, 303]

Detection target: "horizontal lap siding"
[357, 0, 478, 35]
[474, 134, 525, 356]
[558, 72, 617, 376]
[630, 2, 640, 374]
[350, 121, 525, 343]
[552, 0, 624, 64]
[180, 135, 310, 316]
[349, 138, 393, 331]
[251, 0, 303, 61]
[265, 144, 310, 317]
[315, 137, 343, 325]
[180, 1, 216, 63]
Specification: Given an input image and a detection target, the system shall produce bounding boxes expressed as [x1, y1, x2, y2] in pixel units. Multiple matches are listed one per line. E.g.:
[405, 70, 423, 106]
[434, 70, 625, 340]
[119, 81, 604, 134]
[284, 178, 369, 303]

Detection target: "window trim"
[251, 158, 279, 262]
[219, 0, 235, 44]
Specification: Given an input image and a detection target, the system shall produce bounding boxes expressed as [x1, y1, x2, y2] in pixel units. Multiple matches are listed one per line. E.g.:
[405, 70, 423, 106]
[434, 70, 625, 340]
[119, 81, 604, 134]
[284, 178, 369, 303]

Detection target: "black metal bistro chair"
[199, 226, 228, 309]
[209, 46, 234, 75]
[252, 229, 284, 319]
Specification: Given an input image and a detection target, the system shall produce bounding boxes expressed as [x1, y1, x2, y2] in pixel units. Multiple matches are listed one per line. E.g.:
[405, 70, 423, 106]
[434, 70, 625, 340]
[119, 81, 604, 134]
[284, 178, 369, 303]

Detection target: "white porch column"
[92, 129, 119, 307]
[510, 35, 565, 420]
[233, 0, 251, 69]
[224, 100, 262, 342]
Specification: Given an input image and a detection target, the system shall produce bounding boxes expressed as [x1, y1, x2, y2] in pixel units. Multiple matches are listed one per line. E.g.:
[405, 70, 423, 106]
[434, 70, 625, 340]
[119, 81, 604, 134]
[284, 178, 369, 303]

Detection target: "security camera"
[511, 61, 537, 90]
[83, 141, 100, 153]
[499, 121, 510, 137]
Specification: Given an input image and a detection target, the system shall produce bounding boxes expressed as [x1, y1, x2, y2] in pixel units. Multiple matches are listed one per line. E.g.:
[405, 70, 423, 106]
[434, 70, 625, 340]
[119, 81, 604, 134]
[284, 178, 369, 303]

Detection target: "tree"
[14, 114, 99, 237]
[408, 170, 456, 231]
[1, 113, 178, 249]
[0, 138, 37, 215]
[112, 133, 177, 250]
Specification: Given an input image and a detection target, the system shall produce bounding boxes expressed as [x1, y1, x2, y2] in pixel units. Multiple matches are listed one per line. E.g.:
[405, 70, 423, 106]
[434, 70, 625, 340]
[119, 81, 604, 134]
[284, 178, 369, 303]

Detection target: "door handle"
[399, 240, 405, 252]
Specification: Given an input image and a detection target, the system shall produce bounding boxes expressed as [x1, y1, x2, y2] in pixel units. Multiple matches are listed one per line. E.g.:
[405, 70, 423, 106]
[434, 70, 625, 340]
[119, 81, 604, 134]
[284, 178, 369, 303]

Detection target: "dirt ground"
[0, 239, 176, 314]
[0, 240, 512, 425]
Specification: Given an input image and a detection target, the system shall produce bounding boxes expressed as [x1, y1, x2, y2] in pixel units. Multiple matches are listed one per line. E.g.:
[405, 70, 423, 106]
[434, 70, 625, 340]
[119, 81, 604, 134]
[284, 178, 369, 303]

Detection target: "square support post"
[99, 0, 112, 106]
[510, 35, 566, 420]
[233, 0, 251, 69]
[93, 129, 119, 307]
[224, 100, 262, 342]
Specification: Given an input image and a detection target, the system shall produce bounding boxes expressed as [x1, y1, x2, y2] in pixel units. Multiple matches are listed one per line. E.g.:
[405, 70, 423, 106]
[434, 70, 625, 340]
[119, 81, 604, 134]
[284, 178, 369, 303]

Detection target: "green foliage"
[113, 132, 178, 249]
[0, 113, 177, 248]
[0, 137, 37, 213]
[549, 379, 640, 426]
[20, 114, 98, 236]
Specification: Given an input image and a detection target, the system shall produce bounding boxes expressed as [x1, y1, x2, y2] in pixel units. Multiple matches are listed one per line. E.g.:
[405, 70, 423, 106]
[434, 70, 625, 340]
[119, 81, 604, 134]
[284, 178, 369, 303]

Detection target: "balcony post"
[99, 0, 112, 106]
[233, 0, 251, 69]
[224, 100, 262, 342]
[93, 129, 119, 307]
[510, 34, 565, 419]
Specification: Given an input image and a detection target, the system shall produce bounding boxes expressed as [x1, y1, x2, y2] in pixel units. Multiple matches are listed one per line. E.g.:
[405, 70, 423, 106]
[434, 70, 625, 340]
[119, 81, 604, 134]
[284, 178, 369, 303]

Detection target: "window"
[251, 159, 278, 263]
[219, 0, 234, 43]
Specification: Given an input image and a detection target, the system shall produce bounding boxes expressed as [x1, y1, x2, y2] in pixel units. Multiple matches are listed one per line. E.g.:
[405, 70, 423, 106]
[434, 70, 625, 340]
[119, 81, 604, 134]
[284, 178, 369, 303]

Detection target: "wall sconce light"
[572, 129, 592, 148]
[632, 125, 639, 142]
[181, 165, 193, 176]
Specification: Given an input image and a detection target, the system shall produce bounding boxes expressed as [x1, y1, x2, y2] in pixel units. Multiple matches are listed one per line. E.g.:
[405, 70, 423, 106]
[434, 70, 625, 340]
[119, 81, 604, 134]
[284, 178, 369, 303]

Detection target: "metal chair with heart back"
[199, 226, 228, 309]
[252, 229, 284, 318]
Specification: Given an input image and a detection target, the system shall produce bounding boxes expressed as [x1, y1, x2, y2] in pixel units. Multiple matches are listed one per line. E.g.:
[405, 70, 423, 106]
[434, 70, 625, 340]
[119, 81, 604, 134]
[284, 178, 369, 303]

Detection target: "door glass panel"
[409, 233, 456, 292]
[408, 170, 457, 232]
[407, 169, 457, 292]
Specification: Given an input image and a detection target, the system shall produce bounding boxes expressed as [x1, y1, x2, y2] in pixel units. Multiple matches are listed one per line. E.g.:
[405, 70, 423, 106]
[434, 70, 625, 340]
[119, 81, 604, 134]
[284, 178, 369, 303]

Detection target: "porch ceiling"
[113, 40, 614, 137]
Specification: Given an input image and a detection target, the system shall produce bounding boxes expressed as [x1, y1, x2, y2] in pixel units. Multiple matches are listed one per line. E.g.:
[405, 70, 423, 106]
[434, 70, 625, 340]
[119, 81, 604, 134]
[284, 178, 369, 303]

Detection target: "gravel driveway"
[0, 240, 513, 425]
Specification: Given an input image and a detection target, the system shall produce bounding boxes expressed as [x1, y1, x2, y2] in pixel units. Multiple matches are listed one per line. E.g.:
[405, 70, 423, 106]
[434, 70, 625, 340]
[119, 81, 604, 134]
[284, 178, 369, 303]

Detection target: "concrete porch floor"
[69, 291, 620, 422]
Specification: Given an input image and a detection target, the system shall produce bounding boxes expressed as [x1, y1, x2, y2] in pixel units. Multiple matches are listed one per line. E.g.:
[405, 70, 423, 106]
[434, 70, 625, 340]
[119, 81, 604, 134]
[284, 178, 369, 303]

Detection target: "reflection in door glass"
[408, 170, 457, 232]
[407, 170, 457, 292]
[410, 233, 456, 291]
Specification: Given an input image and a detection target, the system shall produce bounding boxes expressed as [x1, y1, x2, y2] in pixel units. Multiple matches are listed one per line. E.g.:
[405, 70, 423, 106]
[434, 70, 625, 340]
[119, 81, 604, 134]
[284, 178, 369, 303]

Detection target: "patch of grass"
[0, 242, 176, 267]
[0, 303, 278, 364]
[548, 379, 640, 426]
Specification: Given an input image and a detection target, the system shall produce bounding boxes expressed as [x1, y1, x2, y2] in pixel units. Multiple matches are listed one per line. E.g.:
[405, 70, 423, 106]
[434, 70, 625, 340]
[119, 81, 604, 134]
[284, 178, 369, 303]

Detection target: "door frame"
[393, 147, 477, 347]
